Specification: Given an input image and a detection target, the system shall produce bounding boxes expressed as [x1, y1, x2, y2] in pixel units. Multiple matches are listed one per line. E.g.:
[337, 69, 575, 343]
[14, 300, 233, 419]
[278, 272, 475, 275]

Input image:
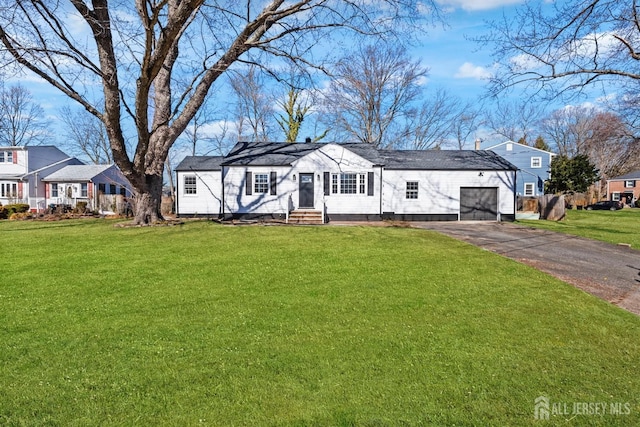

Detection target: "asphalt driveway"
[414, 221, 640, 316]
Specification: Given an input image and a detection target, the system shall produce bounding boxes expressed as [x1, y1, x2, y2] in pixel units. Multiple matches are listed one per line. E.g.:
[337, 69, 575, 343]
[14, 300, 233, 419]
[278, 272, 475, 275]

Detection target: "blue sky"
[5, 1, 563, 152]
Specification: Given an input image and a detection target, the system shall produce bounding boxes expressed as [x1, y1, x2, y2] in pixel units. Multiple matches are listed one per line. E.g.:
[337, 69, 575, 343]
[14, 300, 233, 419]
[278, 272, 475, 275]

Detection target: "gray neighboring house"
[42, 164, 132, 212]
[175, 141, 517, 222]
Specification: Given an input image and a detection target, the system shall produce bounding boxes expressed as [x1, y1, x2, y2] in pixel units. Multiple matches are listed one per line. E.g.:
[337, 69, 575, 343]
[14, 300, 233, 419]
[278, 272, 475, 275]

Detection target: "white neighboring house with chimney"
[0, 145, 83, 211]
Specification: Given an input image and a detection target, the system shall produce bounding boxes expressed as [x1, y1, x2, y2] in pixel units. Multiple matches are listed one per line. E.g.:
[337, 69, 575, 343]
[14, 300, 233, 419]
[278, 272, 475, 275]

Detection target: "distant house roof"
[380, 149, 517, 171]
[484, 140, 556, 156]
[175, 156, 225, 171]
[609, 170, 640, 181]
[222, 141, 383, 166]
[42, 164, 112, 181]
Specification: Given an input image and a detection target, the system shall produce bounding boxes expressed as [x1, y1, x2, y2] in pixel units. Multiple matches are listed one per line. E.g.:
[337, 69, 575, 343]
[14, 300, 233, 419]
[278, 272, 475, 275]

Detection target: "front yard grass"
[518, 208, 640, 249]
[1, 219, 639, 426]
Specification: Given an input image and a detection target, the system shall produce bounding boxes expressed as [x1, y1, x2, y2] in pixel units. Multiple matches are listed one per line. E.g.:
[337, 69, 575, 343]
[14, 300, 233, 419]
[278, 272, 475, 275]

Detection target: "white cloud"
[454, 62, 492, 79]
[435, 0, 524, 12]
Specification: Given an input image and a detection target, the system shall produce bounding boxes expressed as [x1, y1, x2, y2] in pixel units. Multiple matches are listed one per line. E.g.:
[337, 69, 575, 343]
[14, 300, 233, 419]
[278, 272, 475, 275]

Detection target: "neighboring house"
[485, 141, 555, 197]
[42, 164, 132, 213]
[607, 170, 640, 206]
[175, 141, 517, 222]
[0, 145, 83, 211]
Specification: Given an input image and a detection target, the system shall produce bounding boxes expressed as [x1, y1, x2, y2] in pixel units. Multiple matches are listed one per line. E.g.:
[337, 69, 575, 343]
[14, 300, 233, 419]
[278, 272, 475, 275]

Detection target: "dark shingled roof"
[175, 156, 225, 171]
[379, 149, 517, 171]
[177, 142, 517, 171]
[222, 141, 383, 166]
[609, 170, 640, 181]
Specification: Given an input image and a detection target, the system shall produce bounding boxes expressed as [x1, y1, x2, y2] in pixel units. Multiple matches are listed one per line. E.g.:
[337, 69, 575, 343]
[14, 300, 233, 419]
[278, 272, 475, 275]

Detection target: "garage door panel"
[460, 187, 498, 221]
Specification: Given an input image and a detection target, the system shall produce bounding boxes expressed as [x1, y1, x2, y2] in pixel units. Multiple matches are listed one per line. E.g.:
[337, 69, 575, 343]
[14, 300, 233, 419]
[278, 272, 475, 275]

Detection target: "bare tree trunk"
[133, 173, 164, 225]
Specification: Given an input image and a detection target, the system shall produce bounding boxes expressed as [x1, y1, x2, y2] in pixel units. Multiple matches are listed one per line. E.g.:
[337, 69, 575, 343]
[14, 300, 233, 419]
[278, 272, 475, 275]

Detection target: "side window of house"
[6, 151, 12, 163]
[254, 173, 269, 193]
[0, 152, 4, 162]
[184, 175, 197, 195]
[406, 181, 418, 199]
[625, 180, 636, 188]
[51, 183, 59, 197]
[524, 183, 535, 196]
[612, 192, 621, 201]
[98, 183, 106, 194]
[531, 157, 542, 168]
[119, 187, 127, 196]
[109, 184, 116, 194]
[81, 183, 88, 197]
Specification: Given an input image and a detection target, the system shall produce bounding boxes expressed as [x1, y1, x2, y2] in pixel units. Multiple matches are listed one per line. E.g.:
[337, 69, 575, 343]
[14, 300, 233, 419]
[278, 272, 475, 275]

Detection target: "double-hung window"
[406, 181, 418, 199]
[51, 183, 59, 197]
[524, 183, 535, 196]
[625, 180, 636, 188]
[81, 183, 88, 197]
[531, 157, 542, 168]
[184, 175, 197, 195]
[254, 173, 269, 193]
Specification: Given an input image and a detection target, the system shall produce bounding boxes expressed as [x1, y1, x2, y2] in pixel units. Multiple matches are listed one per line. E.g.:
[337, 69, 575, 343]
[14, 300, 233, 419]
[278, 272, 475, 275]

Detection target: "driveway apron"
[414, 222, 640, 316]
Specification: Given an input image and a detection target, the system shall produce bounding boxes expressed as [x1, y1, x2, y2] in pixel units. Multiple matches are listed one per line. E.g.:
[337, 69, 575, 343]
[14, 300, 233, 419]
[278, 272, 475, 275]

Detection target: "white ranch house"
[175, 142, 517, 222]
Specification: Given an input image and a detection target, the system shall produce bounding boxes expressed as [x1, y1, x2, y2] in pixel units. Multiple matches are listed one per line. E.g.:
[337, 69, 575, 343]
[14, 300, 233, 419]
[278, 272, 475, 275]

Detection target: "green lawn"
[518, 208, 640, 249]
[1, 219, 639, 426]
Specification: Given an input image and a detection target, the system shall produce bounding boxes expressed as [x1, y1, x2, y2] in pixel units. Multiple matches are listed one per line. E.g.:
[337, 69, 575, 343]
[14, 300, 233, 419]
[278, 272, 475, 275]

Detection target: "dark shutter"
[367, 172, 374, 196]
[633, 180, 637, 188]
[270, 171, 277, 195]
[323, 172, 330, 195]
[245, 171, 252, 195]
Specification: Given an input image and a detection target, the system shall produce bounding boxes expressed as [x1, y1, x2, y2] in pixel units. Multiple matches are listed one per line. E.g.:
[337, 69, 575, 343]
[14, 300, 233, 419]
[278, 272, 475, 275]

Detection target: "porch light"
[478, 172, 484, 177]
[292, 174, 296, 181]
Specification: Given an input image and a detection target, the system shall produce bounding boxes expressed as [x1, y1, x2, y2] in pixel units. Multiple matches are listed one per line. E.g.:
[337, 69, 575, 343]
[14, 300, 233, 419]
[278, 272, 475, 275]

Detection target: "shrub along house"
[176, 141, 517, 222]
[41, 164, 132, 213]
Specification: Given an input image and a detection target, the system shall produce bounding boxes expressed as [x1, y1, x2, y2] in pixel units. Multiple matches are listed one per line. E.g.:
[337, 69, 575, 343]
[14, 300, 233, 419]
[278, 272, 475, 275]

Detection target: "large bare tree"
[0, 1, 436, 224]
[322, 42, 467, 149]
[480, 1, 640, 107]
[0, 83, 50, 146]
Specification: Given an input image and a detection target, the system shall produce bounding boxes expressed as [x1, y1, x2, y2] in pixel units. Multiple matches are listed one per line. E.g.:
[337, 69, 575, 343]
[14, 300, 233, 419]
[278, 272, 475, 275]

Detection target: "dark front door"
[299, 173, 314, 208]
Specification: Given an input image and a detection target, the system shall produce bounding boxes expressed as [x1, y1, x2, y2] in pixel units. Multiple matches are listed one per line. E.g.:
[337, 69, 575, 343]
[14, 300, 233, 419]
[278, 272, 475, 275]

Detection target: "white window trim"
[524, 182, 535, 196]
[254, 173, 269, 194]
[531, 157, 542, 168]
[183, 175, 197, 196]
[624, 180, 635, 188]
[611, 192, 621, 201]
[330, 172, 366, 195]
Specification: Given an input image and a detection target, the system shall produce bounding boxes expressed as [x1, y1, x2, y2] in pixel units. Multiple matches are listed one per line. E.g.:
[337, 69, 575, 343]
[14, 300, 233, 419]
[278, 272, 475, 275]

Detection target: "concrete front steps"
[288, 209, 323, 225]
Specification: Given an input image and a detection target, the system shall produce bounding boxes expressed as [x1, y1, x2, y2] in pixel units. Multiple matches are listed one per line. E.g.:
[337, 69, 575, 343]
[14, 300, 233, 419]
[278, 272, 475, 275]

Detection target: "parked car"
[585, 200, 624, 211]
